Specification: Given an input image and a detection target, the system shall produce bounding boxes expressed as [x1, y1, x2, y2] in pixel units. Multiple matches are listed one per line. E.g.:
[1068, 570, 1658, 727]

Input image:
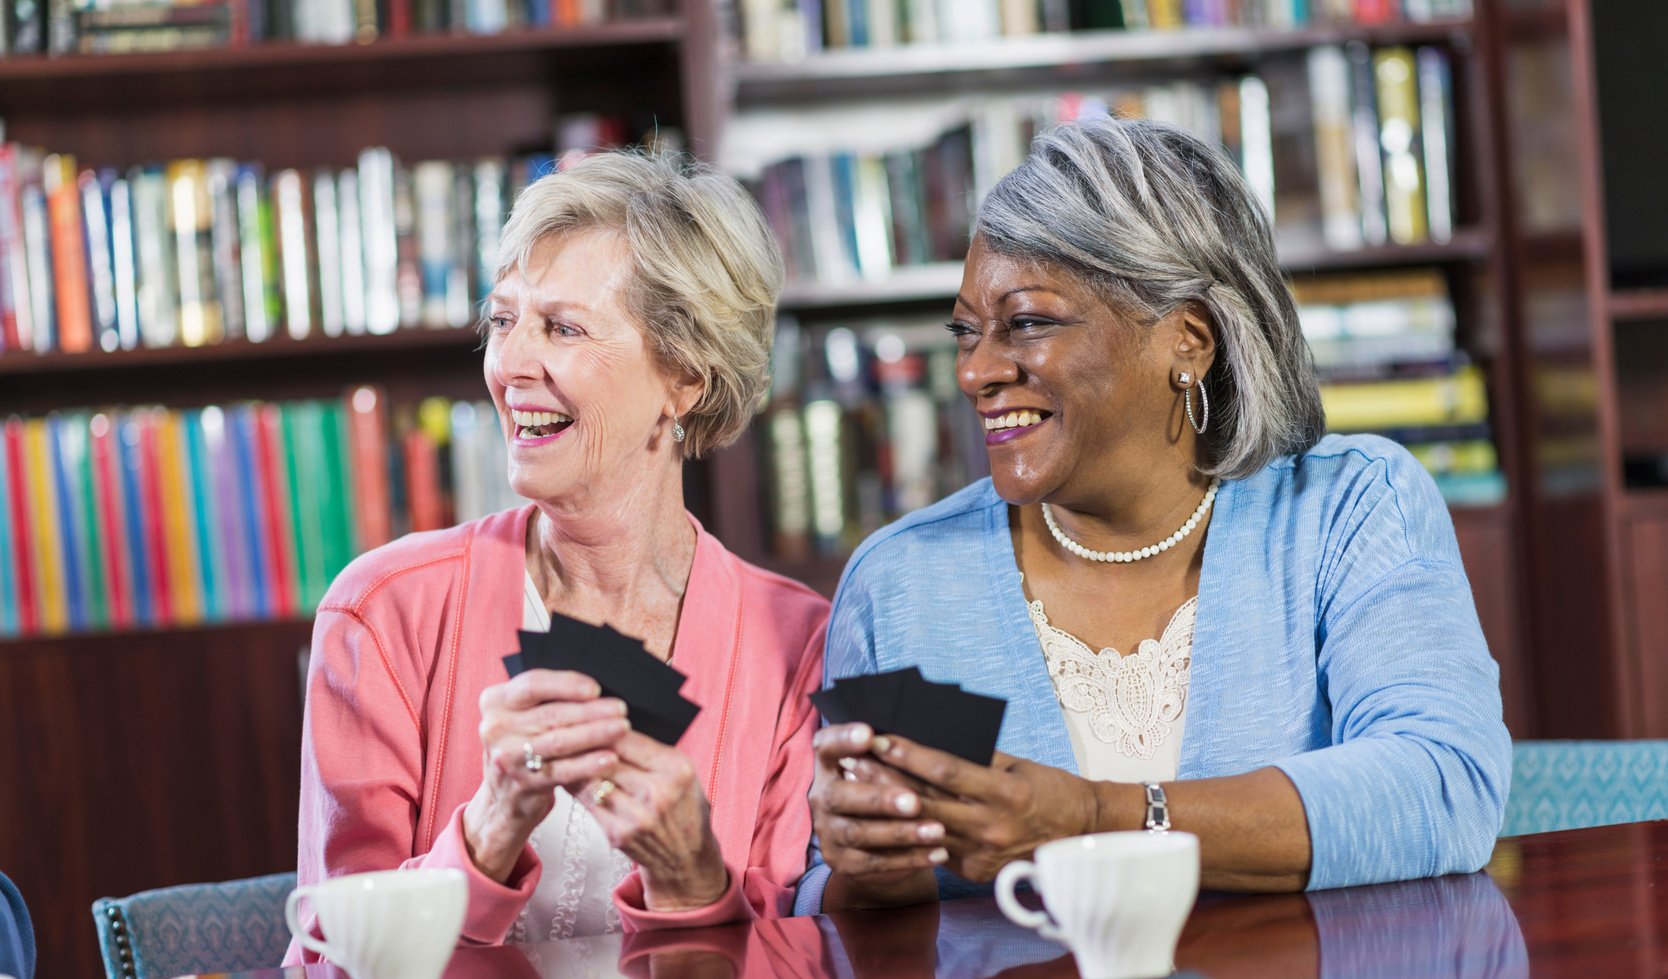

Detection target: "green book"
[283, 401, 329, 611]
[184, 409, 222, 621]
[65, 412, 108, 631]
[317, 400, 353, 588]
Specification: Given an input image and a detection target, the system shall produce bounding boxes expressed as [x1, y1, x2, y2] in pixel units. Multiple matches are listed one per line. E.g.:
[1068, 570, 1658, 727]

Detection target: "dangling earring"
[672, 418, 686, 443]
[1183, 374, 1209, 436]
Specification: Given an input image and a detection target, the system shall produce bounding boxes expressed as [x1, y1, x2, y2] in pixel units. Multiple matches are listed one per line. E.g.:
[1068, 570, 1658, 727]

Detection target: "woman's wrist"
[1090, 780, 1147, 834]
[640, 834, 730, 912]
[462, 794, 529, 884]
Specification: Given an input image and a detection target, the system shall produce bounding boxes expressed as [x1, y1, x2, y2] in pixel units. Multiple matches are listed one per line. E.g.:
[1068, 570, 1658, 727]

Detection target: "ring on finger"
[591, 778, 618, 807]
[522, 742, 544, 773]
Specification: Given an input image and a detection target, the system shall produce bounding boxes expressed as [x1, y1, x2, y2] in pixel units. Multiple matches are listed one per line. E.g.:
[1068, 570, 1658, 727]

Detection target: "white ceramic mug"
[995, 831, 1200, 979]
[284, 868, 467, 979]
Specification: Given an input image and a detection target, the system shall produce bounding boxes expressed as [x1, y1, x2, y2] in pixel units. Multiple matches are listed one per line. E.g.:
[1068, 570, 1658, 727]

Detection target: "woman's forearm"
[1091, 767, 1312, 892]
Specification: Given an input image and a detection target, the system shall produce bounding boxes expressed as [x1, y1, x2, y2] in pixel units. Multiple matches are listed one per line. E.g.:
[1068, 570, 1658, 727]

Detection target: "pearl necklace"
[1041, 479, 1221, 563]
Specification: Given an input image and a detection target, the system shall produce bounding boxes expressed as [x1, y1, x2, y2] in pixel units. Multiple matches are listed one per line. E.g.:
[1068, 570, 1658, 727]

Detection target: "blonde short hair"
[494, 151, 784, 458]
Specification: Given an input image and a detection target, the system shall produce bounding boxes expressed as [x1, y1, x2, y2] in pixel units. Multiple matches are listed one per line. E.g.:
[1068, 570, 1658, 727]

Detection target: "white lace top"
[512, 571, 632, 943]
[1025, 584, 1196, 784]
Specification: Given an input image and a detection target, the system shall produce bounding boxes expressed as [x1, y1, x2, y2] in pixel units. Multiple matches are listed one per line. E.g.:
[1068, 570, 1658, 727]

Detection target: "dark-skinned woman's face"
[949, 235, 1182, 507]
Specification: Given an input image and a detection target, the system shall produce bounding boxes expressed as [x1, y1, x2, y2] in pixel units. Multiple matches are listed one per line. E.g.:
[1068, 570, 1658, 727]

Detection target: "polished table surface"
[205, 820, 1668, 978]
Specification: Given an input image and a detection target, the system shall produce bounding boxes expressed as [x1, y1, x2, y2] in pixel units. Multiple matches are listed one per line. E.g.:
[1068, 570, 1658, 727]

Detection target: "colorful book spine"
[116, 413, 155, 628]
[205, 405, 251, 621]
[347, 385, 393, 550]
[44, 154, 95, 353]
[254, 402, 299, 618]
[89, 412, 134, 630]
[0, 144, 34, 355]
[184, 409, 223, 621]
[51, 412, 95, 631]
[136, 410, 174, 625]
[317, 400, 354, 593]
[155, 409, 203, 624]
[24, 417, 68, 634]
[0, 424, 16, 636]
[231, 405, 273, 620]
[282, 401, 325, 611]
[3, 418, 37, 635]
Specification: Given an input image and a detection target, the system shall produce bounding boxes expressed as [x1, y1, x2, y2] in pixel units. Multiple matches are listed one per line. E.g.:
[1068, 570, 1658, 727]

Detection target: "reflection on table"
[200, 820, 1668, 979]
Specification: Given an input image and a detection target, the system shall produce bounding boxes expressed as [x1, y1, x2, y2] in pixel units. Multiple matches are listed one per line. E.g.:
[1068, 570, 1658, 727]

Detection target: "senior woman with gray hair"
[286, 151, 829, 963]
[802, 116, 1511, 911]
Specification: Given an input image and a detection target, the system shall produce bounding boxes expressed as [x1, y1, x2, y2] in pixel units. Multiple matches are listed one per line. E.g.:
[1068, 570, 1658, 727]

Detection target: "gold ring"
[591, 778, 617, 806]
[522, 742, 544, 773]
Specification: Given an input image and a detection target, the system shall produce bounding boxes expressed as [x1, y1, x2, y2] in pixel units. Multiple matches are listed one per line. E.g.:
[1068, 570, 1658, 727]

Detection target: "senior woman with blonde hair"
[803, 116, 1511, 911]
[286, 151, 828, 961]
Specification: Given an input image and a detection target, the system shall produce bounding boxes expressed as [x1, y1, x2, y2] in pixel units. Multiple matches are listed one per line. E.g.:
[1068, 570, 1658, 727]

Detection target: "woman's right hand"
[463, 669, 630, 883]
[809, 722, 947, 910]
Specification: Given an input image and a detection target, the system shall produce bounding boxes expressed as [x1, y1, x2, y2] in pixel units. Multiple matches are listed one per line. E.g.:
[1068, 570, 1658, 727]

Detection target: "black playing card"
[813, 667, 1005, 765]
[503, 614, 701, 746]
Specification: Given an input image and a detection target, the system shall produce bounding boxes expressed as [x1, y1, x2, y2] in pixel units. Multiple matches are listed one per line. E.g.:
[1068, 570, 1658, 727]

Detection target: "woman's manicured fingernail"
[871, 735, 893, 754]
[838, 757, 858, 773]
[849, 724, 872, 745]
[929, 847, 949, 864]
[918, 823, 943, 842]
[895, 792, 917, 815]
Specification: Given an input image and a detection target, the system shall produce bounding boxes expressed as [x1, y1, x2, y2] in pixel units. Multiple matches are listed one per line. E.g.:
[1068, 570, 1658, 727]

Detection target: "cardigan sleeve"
[285, 607, 539, 965]
[615, 611, 828, 931]
[1272, 451, 1512, 890]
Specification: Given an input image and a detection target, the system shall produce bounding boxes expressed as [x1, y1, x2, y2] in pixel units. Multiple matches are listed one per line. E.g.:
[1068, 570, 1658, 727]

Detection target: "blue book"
[116, 413, 154, 627]
[184, 411, 223, 622]
[846, 0, 868, 46]
[830, 153, 862, 277]
[0, 428, 16, 636]
[203, 406, 250, 621]
[231, 405, 273, 619]
[48, 414, 88, 631]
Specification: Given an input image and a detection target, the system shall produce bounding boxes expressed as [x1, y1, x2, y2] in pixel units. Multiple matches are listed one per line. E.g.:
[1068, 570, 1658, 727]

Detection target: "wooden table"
[198, 820, 1668, 978]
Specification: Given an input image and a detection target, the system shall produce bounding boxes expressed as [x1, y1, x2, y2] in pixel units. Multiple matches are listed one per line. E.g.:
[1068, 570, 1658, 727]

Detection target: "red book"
[137, 410, 173, 625]
[254, 402, 298, 618]
[89, 412, 133, 629]
[346, 386, 392, 552]
[403, 429, 443, 533]
[1354, 0, 1394, 24]
[0, 146, 24, 355]
[387, 0, 410, 37]
[43, 154, 94, 354]
[3, 418, 37, 635]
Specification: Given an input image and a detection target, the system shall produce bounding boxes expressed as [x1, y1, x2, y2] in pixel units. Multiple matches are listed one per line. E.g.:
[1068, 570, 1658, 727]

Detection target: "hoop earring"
[1184, 381, 1209, 436]
[672, 418, 686, 443]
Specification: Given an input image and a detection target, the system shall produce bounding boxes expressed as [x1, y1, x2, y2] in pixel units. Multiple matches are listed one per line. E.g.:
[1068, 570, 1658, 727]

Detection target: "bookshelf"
[0, 6, 718, 977]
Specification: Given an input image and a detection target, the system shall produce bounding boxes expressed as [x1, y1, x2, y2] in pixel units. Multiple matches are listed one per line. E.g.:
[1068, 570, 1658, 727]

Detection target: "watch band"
[1141, 781, 1171, 832]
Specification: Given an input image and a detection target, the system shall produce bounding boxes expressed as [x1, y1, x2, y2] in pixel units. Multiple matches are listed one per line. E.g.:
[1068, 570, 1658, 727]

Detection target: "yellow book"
[155, 409, 203, 624]
[1407, 439, 1499, 477]
[23, 418, 68, 635]
[1147, 0, 1182, 29]
[1374, 47, 1428, 245]
[1322, 365, 1488, 431]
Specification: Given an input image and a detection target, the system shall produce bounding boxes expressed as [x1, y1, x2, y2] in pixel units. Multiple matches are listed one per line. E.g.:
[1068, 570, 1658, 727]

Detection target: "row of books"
[1296, 267, 1503, 504]
[0, 117, 663, 357]
[0, 0, 669, 56]
[0, 389, 521, 638]
[738, 0, 1473, 60]
[738, 43, 1454, 286]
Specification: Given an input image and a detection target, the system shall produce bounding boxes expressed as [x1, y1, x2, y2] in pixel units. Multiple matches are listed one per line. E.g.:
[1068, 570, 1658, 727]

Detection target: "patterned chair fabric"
[91, 872, 295, 979]
[1502, 740, 1668, 837]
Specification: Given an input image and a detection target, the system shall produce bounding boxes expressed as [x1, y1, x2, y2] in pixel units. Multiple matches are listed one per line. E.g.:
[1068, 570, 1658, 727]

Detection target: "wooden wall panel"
[1453, 505, 1533, 736]
[0, 622, 311, 979]
[1623, 508, 1668, 736]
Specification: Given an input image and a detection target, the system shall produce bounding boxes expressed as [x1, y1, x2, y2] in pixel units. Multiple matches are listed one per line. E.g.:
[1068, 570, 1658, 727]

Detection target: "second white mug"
[284, 867, 466, 979]
[996, 831, 1200, 979]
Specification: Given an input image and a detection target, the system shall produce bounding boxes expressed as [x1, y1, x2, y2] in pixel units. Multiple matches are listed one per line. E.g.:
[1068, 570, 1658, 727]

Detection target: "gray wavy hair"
[495, 151, 783, 459]
[975, 116, 1324, 480]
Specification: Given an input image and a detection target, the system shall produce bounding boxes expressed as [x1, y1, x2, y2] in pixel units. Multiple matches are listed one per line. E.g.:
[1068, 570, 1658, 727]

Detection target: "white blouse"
[510, 571, 632, 943]
[1025, 583, 1196, 784]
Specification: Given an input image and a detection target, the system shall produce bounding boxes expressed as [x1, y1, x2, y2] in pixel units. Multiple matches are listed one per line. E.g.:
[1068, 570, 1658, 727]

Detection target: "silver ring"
[522, 742, 544, 773]
[591, 778, 617, 806]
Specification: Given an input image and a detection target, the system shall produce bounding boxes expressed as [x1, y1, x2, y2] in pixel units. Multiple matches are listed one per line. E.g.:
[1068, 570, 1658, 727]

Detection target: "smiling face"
[483, 228, 697, 509]
[950, 235, 1206, 508]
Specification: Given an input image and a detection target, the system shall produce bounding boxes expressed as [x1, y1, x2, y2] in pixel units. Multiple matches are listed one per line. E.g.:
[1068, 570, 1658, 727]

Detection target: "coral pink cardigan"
[284, 506, 829, 964]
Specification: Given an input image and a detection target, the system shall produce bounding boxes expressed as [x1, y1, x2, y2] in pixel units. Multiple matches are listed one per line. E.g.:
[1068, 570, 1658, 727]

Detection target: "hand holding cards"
[504, 612, 701, 746]
[811, 667, 1006, 765]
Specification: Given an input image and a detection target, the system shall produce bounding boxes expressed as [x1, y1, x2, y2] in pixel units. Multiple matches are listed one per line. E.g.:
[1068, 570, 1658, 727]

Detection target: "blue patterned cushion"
[91, 872, 295, 979]
[1502, 741, 1668, 837]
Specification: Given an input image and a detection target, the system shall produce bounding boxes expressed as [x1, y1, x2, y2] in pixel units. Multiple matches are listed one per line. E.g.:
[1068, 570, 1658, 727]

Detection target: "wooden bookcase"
[0, 12, 725, 979]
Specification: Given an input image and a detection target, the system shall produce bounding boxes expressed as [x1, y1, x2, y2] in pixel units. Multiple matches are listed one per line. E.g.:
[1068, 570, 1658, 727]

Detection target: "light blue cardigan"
[795, 434, 1512, 912]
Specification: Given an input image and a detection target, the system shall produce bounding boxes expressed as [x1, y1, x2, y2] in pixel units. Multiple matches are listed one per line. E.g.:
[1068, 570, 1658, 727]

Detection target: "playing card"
[812, 667, 1006, 765]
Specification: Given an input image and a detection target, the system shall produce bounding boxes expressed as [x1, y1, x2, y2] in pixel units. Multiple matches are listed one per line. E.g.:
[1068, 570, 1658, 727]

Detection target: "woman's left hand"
[870, 735, 1101, 883]
[572, 730, 729, 912]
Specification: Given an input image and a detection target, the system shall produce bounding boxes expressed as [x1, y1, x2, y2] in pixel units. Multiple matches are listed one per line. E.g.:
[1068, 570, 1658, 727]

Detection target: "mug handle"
[284, 886, 341, 962]
[995, 860, 1063, 942]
